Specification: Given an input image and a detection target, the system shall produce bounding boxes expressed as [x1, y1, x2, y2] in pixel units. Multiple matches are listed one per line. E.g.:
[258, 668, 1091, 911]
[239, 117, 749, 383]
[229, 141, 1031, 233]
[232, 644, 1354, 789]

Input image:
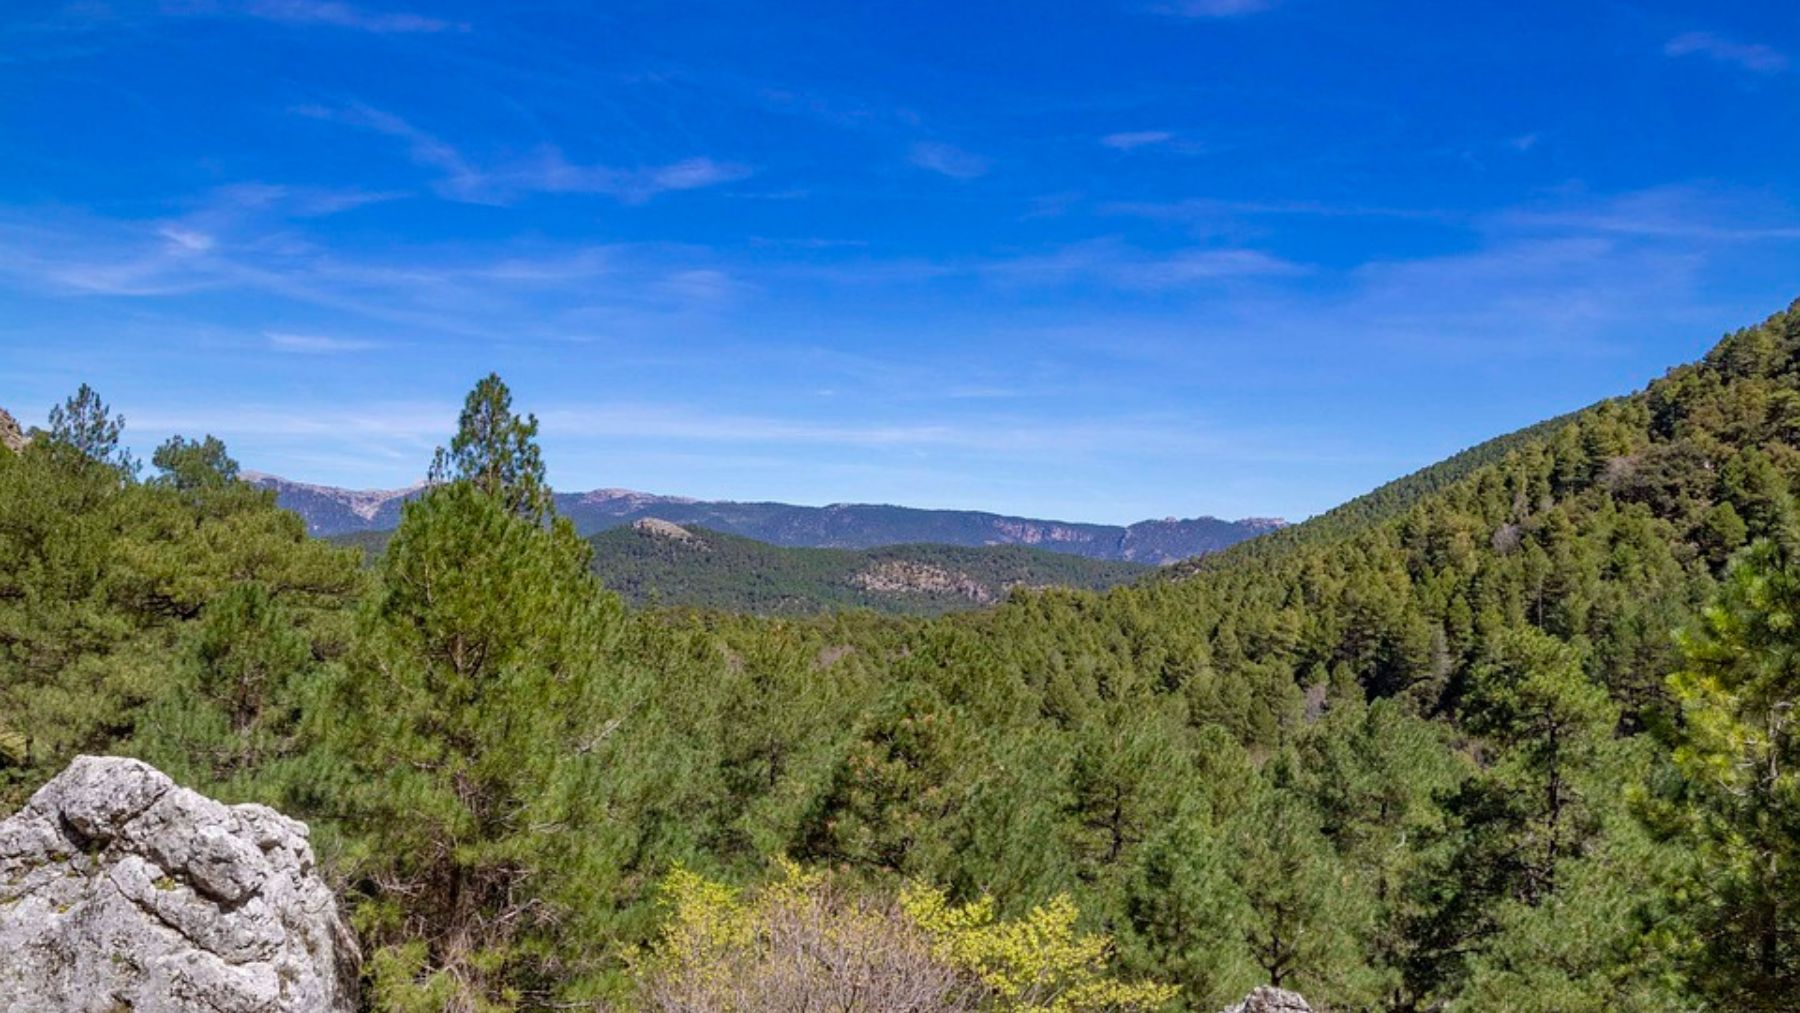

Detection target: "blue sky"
[2, 1, 1798, 523]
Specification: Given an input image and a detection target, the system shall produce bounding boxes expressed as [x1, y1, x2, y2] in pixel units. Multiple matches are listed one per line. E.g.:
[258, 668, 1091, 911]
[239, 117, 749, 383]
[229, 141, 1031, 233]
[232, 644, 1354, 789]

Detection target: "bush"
[901, 885, 1178, 1012]
[637, 862, 1174, 1012]
[640, 863, 979, 1012]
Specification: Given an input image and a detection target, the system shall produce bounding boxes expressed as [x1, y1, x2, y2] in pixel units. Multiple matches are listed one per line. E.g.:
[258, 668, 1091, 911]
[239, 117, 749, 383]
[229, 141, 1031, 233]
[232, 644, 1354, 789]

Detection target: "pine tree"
[1458, 628, 1616, 904]
[151, 434, 239, 491]
[1415, 628, 1619, 1000]
[797, 681, 973, 876]
[133, 582, 327, 793]
[1229, 757, 1380, 1005]
[45, 383, 137, 476]
[1118, 796, 1260, 1009]
[312, 376, 647, 1009]
[1645, 540, 1800, 1005]
[1298, 696, 1466, 1008]
[427, 373, 551, 522]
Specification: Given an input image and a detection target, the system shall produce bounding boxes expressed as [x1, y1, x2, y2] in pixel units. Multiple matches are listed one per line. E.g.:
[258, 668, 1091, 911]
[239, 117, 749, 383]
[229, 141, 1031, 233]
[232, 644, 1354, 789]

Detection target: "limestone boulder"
[0, 756, 357, 1012]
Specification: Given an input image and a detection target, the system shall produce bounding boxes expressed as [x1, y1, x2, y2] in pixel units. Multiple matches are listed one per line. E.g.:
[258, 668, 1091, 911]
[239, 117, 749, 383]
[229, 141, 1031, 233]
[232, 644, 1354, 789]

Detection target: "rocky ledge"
[851, 560, 995, 602]
[0, 407, 25, 454]
[0, 756, 357, 1012]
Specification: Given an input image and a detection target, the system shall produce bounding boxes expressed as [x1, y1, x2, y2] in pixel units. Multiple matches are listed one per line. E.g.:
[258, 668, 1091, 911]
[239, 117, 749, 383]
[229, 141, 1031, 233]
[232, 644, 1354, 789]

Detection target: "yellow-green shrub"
[637, 862, 1173, 1012]
[901, 885, 1177, 1012]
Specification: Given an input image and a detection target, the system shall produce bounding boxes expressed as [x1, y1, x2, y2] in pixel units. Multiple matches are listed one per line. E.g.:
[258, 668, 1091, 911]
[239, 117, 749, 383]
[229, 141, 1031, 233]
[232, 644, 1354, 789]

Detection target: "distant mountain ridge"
[246, 471, 1283, 565]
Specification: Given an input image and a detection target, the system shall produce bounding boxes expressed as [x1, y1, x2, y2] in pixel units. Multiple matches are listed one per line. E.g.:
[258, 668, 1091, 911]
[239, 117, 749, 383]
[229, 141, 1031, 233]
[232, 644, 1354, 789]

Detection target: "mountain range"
[245, 471, 1284, 565]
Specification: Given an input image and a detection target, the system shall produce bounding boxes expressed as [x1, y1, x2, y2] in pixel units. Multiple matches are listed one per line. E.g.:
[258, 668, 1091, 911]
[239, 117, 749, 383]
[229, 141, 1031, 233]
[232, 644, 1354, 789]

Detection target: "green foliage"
[0, 393, 358, 804]
[45, 382, 137, 475]
[1459, 628, 1617, 904]
[132, 582, 335, 793]
[799, 681, 974, 876]
[901, 879, 1178, 1011]
[8, 301, 1800, 1010]
[343, 521, 1150, 616]
[1118, 797, 1261, 1008]
[1643, 540, 1800, 1007]
[427, 372, 552, 522]
[586, 523, 1152, 616]
[312, 387, 652, 1007]
[1230, 754, 1383, 1004]
[640, 863, 981, 1012]
[1456, 741, 1686, 1013]
[151, 434, 239, 491]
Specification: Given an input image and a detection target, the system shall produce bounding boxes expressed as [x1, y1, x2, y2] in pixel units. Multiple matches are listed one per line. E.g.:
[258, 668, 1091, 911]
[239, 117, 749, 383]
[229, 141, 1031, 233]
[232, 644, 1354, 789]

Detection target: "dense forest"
[6, 302, 1800, 1011]
[335, 521, 1151, 616]
[582, 522, 1150, 616]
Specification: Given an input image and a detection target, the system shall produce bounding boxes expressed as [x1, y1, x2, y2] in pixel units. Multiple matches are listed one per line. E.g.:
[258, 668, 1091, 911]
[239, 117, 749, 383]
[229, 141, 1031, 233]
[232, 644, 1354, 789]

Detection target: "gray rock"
[1222, 985, 1314, 1013]
[0, 756, 357, 1012]
[0, 408, 24, 454]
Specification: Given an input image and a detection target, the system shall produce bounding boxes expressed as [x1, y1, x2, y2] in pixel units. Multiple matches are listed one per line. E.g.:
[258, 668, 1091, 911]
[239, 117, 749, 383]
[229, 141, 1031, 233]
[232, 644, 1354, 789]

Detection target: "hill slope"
[330, 519, 1154, 615]
[656, 299, 1800, 1008]
[585, 519, 1151, 615]
[251, 472, 1281, 564]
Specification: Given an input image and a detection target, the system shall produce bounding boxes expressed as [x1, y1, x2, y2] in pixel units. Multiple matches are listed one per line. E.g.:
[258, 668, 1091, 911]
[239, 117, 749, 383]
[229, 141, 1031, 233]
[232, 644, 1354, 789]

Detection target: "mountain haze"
[247, 471, 1283, 564]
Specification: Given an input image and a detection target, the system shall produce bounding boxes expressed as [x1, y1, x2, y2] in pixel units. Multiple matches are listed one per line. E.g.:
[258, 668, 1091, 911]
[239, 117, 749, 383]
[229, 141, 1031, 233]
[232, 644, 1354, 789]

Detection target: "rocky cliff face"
[0, 407, 25, 454]
[0, 756, 357, 1012]
[851, 559, 995, 603]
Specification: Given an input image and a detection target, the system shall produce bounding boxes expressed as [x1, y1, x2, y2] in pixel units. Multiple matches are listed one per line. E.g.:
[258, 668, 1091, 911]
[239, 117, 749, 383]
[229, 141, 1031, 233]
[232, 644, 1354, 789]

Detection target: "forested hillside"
[586, 521, 1151, 615]
[333, 518, 1144, 615]
[332, 520, 1150, 615]
[6, 302, 1800, 1011]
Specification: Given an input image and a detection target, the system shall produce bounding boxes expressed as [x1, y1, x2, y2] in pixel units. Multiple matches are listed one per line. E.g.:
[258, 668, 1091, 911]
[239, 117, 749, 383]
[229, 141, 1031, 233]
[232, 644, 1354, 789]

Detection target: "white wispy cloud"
[1664, 31, 1787, 73]
[266, 332, 381, 354]
[133, 401, 451, 444]
[763, 238, 1304, 291]
[11, 175, 1797, 519]
[496, 150, 752, 204]
[909, 141, 990, 179]
[1101, 130, 1174, 150]
[294, 103, 750, 203]
[291, 103, 488, 200]
[225, 0, 465, 34]
[979, 240, 1304, 289]
[157, 226, 215, 252]
[1155, 0, 1275, 18]
[145, 397, 1227, 459]
[1494, 185, 1800, 242]
[0, 189, 746, 350]
[1103, 197, 1450, 224]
